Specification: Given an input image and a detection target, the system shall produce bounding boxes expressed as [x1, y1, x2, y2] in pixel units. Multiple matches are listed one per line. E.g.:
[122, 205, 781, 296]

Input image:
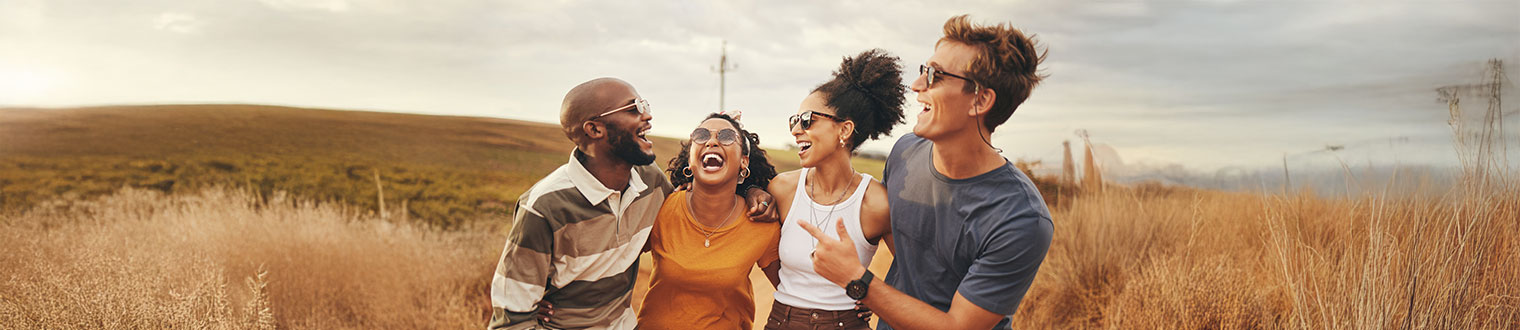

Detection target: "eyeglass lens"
[690, 128, 738, 146]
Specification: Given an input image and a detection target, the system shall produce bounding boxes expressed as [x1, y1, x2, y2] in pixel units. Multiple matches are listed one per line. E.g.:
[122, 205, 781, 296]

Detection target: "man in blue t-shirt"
[799, 14, 1054, 330]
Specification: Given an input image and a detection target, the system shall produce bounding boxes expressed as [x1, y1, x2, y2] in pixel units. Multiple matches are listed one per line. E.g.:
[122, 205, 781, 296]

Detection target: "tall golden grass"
[0, 188, 498, 329]
[4, 170, 1516, 328]
[1014, 173, 1519, 329]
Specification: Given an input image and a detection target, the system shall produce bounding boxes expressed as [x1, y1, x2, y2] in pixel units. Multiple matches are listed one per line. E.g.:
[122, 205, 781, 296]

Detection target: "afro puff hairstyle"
[665, 113, 777, 196]
[812, 49, 907, 152]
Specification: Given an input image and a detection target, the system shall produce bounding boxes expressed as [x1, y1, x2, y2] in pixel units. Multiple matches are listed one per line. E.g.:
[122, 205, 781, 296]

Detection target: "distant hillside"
[0, 105, 876, 226]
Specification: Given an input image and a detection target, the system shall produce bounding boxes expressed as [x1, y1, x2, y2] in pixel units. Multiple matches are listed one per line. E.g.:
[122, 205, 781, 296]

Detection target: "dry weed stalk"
[0, 187, 498, 329]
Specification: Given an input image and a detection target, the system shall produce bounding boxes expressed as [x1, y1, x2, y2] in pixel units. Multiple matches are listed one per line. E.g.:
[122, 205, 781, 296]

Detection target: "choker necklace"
[687, 191, 738, 248]
[808, 170, 853, 247]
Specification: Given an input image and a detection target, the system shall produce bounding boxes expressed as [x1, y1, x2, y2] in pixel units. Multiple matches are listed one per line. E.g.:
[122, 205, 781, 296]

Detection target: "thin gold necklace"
[687, 191, 738, 248]
[808, 169, 853, 247]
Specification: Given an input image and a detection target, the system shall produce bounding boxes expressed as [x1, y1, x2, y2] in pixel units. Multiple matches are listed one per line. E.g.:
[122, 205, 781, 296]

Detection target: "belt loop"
[778, 301, 791, 323]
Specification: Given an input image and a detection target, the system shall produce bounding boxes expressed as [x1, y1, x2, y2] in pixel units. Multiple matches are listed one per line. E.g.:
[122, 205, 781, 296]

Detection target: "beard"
[607, 123, 656, 166]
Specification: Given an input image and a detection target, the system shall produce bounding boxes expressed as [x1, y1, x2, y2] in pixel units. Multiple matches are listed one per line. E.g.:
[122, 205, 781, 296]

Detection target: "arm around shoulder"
[766, 170, 802, 223]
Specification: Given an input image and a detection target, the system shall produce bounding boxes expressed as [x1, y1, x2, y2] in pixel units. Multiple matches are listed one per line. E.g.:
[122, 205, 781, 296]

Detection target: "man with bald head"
[489, 78, 775, 329]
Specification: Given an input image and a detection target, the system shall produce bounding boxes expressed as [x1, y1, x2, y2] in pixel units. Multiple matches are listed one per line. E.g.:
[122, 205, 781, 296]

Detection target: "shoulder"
[518, 164, 579, 215]
[635, 163, 674, 193]
[885, 134, 931, 178]
[889, 133, 929, 157]
[861, 178, 889, 218]
[978, 166, 1053, 235]
[657, 190, 686, 212]
[859, 177, 891, 235]
[769, 169, 802, 192]
[654, 190, 689, 224]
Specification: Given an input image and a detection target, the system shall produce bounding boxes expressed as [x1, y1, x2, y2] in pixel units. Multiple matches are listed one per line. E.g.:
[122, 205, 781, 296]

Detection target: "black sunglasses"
[788, 111, 844, 130]
[690, 127, 739, 146]
[919, 64, 975, 88]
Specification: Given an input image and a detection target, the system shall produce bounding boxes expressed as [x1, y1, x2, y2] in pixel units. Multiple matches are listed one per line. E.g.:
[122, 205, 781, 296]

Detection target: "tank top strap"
[841, 173, 873, 205]
[794, 167, 811, 198]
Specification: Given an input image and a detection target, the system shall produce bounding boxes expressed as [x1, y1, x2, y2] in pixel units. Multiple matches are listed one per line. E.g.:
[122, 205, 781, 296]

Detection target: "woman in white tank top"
[763, 49, 906, 330]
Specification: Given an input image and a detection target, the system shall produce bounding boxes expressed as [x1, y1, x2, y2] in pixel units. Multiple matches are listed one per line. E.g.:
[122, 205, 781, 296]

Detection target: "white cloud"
[4, 0, 1517, 173]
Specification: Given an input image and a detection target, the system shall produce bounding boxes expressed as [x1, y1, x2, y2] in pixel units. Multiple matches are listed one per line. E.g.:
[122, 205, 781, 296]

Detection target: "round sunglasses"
[690, 127, 740, 146]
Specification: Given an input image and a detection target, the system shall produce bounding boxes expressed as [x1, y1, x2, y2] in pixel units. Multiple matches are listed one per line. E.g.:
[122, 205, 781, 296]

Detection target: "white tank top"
[773, 168, 879, 311]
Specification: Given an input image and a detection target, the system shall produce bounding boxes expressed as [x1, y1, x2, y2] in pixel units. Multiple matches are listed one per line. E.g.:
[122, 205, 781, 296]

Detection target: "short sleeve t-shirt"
[639, 190, 781, 330]
[879, 133, 1054, 330]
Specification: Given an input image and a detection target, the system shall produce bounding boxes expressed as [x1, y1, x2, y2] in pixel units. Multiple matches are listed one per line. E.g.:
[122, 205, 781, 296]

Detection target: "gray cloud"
[1, 0, 1515, 173]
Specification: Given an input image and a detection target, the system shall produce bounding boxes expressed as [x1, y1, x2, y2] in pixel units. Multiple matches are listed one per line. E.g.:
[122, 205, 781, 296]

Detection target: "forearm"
[860, 279, 951, 330]
[762, 261, 781, 288]
[862, 280, 992, 330]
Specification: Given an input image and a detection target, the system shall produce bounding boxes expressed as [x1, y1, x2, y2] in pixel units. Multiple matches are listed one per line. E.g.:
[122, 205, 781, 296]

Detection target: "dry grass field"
[0, 105, 719, 227]
[2, 105, 1516, 329]
[1015, 178, 1518, 329]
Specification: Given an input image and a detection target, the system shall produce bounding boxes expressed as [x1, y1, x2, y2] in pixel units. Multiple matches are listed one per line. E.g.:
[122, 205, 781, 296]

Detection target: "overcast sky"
[2, 0, 1517, 173]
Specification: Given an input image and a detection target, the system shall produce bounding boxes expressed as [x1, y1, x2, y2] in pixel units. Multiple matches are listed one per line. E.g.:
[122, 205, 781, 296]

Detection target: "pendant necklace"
[688, 192, 738, 248]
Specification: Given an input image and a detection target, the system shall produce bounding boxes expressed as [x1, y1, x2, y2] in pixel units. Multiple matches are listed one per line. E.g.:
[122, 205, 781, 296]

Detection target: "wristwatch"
[846, 270, 874, 300]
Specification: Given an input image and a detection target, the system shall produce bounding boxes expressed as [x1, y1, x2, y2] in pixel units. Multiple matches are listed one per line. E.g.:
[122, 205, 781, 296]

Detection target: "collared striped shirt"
[489, 149, 673, 330]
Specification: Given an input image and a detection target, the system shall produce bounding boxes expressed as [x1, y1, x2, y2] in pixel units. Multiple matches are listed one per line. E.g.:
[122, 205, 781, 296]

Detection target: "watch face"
[847, 282, 867, 299]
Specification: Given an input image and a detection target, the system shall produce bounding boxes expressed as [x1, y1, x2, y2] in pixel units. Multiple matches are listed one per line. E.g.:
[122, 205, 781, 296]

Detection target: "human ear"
[969, 88, 997, 117]
[839, 121, 855, 143]
[583, 121, 605, 139]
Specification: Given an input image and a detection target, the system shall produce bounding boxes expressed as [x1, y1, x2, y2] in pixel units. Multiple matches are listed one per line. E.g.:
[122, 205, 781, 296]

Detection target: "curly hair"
[811, 49, 907, 152]
[665, 113, 777, 196]
[939, 14, 1048, 133]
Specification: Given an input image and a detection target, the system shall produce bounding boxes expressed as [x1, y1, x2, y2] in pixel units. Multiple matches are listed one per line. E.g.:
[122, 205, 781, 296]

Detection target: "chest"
[885, 169, 989, 275]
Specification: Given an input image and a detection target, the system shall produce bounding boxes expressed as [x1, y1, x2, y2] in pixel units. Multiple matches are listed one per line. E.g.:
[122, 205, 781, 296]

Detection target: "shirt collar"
[566, 148, 648, 206]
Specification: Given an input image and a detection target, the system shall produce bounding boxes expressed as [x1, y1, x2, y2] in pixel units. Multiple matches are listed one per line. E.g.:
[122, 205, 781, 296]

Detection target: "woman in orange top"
[639, 112, 781, 329]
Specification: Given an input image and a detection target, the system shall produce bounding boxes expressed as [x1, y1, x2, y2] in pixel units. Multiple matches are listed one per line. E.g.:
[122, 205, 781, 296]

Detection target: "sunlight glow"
[0, 65, 59, 104]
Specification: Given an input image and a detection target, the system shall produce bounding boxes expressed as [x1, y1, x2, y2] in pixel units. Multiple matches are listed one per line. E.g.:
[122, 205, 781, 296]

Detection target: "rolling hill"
[0, 104, 879, 227]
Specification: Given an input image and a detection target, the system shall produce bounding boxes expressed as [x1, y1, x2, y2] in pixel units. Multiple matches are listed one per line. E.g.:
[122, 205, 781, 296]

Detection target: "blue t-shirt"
[879, 133, 1054, 330]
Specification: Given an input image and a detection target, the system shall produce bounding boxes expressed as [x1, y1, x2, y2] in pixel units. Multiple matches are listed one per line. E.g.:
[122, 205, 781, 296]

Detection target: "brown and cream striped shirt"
[489, 149, 672, 330]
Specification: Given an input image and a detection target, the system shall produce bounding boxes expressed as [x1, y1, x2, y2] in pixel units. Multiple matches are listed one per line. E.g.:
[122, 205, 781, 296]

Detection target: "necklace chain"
[688, 192, 738, 248]
[807, 170, 853, 247]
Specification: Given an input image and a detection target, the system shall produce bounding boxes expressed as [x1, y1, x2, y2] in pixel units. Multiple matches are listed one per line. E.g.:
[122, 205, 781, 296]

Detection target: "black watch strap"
[846, 270, 874, 300]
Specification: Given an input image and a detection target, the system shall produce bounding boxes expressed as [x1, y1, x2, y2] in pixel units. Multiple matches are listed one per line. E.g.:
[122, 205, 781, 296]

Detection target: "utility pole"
[712, 40, 738, 112]
[1435, 59, 1506, 180]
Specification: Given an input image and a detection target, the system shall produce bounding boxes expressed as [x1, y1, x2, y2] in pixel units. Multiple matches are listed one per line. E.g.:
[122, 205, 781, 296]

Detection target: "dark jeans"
[763, 300, 870, 330]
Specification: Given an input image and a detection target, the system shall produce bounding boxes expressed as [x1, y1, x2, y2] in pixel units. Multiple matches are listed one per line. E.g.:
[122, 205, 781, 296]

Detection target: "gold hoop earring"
[682, 167, 693, 178]
[740, 167, 750, 179]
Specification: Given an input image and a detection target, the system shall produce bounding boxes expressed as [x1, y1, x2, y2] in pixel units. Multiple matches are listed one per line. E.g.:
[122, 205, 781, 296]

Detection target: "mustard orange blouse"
[638, 190, 781, 330]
